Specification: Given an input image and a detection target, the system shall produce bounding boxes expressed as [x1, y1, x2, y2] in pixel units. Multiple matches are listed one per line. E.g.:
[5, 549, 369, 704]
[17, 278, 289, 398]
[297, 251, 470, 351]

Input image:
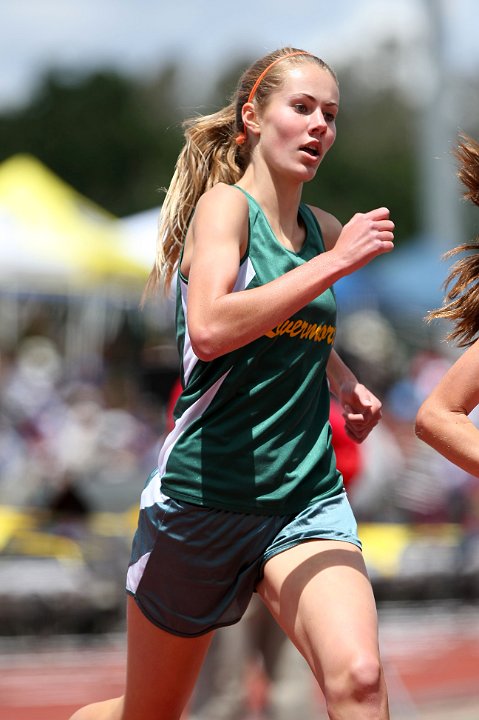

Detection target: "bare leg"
[188, 621, 249, 720]
[257, 540, 389, 720]
[69, 597, 213, 720]
[251, 597, 318, 720]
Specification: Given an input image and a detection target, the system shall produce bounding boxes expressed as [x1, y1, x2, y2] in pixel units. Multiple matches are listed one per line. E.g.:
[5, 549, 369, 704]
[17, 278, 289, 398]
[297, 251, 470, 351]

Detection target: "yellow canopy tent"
[0, 155, 154, 371]
[0, 154, 147, 294]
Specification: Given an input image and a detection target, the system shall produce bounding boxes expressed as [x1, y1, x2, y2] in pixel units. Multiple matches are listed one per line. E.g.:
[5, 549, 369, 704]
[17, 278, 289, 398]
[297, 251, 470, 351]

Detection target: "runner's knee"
[324, 653, 383, 707]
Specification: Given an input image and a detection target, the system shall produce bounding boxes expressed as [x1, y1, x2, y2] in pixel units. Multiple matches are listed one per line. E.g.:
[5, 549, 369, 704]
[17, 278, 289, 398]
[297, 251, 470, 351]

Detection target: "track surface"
[1, 605, 478, 720]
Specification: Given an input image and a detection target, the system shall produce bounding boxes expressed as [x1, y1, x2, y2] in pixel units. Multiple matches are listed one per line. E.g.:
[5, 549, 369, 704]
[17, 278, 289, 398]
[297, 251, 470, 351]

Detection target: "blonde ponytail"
[142, 103, 246, 299]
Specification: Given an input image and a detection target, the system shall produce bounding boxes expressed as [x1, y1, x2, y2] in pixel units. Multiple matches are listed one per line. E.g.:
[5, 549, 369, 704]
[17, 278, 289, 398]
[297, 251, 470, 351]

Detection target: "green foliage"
[302, 73, 417, 243]
[0, 55, 419, 233]
[0, 67, 184, 216]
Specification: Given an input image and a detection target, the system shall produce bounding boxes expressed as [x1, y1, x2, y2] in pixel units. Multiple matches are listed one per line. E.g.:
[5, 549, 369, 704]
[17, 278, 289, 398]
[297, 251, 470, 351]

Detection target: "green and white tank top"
[158, 186, 343, 515]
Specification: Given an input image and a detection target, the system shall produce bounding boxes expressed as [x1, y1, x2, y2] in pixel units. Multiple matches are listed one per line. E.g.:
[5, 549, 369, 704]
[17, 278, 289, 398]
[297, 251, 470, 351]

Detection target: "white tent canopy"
[117, 206, 159, 274]
[117, 207, 176, 335]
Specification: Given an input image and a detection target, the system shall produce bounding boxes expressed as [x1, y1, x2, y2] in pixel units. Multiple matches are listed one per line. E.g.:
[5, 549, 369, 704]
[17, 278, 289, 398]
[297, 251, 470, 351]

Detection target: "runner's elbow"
[415, 400, 438, 444]
[190, 325, 223, 362]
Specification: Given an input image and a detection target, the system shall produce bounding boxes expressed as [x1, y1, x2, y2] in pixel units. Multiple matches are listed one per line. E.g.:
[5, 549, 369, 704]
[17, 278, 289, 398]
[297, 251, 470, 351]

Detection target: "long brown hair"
[427, 134, 479, 347]
[142, 47, 337, 299]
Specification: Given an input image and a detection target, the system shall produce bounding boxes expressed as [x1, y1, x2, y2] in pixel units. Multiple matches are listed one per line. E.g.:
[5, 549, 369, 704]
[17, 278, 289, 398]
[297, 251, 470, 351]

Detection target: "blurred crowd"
[335, 309, 479, 529]
[1, 304, 479, 531]
[2, 302, 479, 718]
[0, 332, 160, 514]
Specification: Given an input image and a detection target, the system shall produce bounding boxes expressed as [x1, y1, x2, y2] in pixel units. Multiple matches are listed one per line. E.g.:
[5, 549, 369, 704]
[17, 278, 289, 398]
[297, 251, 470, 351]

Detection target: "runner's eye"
[293, 103, 308, 114]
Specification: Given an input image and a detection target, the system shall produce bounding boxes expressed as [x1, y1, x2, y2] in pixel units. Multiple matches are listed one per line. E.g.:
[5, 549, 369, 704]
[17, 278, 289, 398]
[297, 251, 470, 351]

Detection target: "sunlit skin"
[182, 63, 393, 451]
[238, 65, 339, 217]
[415, 133, 479, 480]
[416, 340, 479, 476]
[68, 56, 393, 720]
[250, 65, 339, 184]
[183, 63, 393, 377]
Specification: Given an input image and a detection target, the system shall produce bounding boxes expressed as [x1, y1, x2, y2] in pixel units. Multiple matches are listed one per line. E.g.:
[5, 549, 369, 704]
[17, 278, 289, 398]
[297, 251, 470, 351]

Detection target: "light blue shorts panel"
[126, 470, 360, 637]
[263, 490, 361, 567]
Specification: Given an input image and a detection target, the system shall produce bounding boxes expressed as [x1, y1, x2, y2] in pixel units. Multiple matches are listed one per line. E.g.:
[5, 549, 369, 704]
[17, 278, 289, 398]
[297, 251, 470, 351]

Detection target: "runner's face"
[258, 64, 339, 181]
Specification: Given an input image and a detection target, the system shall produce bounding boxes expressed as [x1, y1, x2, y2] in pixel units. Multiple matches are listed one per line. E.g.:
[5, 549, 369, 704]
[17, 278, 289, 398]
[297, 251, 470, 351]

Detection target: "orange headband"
[247, 50, 312, 103]
[236, 51, 312, 145]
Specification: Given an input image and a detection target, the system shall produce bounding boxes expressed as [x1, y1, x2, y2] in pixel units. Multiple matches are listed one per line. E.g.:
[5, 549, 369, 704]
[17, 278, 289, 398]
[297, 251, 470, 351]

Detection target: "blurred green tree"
[0, 66, 183, 216]
[2, 48, 475, 244]
[302, 67, 417, 244]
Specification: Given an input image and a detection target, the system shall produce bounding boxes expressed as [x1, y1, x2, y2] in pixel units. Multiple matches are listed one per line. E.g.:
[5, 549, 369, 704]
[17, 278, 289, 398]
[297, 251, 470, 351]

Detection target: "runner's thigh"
[256, 540, 381, 688]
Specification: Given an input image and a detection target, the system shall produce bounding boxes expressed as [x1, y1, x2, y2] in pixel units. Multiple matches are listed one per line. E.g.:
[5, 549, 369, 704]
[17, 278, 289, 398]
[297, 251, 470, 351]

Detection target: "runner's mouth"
[300, 146, 320, 157]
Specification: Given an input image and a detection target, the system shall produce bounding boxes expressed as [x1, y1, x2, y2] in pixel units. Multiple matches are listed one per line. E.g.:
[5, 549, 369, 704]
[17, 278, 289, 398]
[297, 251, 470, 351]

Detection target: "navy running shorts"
[126, 469, 361, 637]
